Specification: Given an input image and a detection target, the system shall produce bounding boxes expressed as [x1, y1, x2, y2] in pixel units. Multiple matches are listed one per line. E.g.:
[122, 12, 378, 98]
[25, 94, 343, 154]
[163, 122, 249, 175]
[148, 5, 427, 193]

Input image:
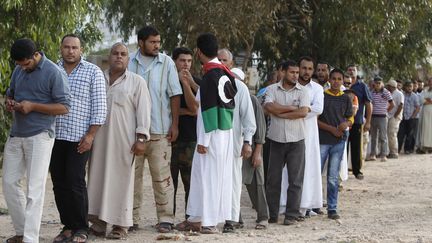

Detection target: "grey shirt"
[264, 82, 310, 143]
[7, 53, 70, 137]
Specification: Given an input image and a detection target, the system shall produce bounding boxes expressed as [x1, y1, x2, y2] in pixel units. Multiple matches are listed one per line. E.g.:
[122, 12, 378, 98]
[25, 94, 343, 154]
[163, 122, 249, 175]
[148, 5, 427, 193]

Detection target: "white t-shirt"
[388, 89, 404, 119]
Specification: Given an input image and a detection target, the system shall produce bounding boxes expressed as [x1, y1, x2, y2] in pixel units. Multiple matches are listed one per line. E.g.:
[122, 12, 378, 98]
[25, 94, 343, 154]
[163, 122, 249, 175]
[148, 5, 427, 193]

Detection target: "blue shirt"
[403, 92, 420, 120]
[7, 53, 71, 137]
[128, 51, 182, 135]
[351, 80, 372, 124]
[55, 58, 107, 142]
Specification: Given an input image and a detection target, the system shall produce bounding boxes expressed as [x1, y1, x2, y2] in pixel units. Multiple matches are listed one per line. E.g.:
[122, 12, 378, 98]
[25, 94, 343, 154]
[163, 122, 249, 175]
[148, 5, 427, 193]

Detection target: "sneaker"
[328, 211, 340, 220]
[387, 154, 398, 159]
[355, 173, 364, 180]
[283, 217, 296, 225]
[365, 155, 376, 161]
[380, 156, 387, 162]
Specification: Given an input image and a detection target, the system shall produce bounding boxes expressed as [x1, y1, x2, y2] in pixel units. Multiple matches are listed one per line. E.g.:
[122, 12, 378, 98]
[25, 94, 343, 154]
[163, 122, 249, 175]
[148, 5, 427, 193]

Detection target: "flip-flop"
[72, 230, 88, 243]
[255, 221, 268, 230]
[53, 229, 73, 243]
[107, 226, 128, 240]
[200, 226, 219, 234]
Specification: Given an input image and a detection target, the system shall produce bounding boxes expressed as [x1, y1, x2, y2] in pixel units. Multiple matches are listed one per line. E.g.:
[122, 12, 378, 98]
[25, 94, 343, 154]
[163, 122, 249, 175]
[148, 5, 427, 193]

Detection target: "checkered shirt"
[55, 59, 107, 142]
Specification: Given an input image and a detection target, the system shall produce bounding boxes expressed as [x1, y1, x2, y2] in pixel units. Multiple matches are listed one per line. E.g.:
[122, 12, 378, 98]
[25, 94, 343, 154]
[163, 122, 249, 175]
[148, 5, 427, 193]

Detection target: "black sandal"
[157, 222, 173, 233]
[53, 229, 73, 243]
[72, 230, 88, 243]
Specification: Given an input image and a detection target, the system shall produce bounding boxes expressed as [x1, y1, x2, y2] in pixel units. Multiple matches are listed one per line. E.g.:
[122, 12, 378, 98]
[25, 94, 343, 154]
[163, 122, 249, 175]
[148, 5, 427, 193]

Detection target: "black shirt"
[177, 76, 201, 142]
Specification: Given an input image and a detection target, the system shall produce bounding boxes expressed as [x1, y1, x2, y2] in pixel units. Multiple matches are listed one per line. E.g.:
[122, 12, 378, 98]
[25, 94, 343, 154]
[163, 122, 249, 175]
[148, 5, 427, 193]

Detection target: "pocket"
[113, 92, 129, 106]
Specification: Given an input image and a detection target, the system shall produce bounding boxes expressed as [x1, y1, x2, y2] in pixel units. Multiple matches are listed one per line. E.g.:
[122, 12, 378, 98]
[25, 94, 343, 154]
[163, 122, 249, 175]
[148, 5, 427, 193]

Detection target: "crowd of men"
[2, 25, 432, 243]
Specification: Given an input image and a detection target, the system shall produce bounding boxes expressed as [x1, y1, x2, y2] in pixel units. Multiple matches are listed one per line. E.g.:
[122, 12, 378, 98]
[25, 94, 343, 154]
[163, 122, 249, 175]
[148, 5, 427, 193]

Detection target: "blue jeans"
[320, 139, 346, 212]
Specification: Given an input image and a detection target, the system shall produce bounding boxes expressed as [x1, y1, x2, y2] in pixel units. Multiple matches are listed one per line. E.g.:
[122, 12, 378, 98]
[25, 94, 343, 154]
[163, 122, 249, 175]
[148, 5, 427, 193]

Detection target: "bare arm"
[387, 100, 395, 113]
[276, 106, 308, 119]
[411, 105, 420, 119]
[364, 101, 372, 131]
[394, 103, 403, 118]
[167, 95, 181, 142]
[264, 102, 296, 115]
[318, 120, 343, 137]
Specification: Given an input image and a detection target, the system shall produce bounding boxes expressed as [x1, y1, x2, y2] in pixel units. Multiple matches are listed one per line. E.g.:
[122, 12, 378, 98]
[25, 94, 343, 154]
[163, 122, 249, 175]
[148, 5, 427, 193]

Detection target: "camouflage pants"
[133, 135, 174, 224]
[170, 141, 196, 218]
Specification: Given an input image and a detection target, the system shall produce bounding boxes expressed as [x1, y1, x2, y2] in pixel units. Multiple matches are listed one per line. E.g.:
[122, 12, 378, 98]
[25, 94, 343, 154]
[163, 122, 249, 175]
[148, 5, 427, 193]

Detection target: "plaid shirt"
[55, 58, 107, 142]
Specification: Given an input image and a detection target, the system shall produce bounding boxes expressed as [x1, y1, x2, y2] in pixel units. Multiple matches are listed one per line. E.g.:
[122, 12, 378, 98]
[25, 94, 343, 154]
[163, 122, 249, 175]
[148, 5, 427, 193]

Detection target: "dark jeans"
[348, 123, 363, 176]
[50, 140, 89, 231]
[262, 137, 271, 186]
[266, 139, 305, 219]
[170, 141, 195, 218]
[397, 118, 418, 153]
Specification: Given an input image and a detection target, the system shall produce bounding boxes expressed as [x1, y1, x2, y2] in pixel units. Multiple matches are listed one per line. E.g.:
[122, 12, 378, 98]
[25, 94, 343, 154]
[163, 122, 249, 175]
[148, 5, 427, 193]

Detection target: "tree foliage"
[106, 0, 432, 81]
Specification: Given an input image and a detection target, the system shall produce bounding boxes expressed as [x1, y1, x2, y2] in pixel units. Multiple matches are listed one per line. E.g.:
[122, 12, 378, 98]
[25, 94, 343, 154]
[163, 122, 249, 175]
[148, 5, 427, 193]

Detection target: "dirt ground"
[1, 152, 431, 243]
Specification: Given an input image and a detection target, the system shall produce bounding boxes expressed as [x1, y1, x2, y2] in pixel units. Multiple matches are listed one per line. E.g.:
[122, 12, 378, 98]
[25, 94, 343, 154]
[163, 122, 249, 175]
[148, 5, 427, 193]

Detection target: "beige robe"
[88, 70, 151, 227]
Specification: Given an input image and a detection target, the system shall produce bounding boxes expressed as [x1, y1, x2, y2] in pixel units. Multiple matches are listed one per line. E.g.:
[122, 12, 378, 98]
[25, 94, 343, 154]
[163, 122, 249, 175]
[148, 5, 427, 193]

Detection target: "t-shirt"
[319, 90, 353, 145]
[371, 88, 393, 116]
[388, 89, 404, 119]
[177, 76, 201, 142]
[351, 80, 372, 124]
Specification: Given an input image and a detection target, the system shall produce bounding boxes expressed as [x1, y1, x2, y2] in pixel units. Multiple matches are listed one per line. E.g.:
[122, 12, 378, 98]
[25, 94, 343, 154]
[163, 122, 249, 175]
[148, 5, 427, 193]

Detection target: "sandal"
[53, 229, 73, 243]
[157, 222, 173, 233]
[200, 226, 219, 234]
[72, 230, 88, 243]
[222, 223, 235, 233]
[5, 235, 23, 243]
[175, 220, 201, 232]
[107, 226, 128, 240]
[88, 226, 105, 237]
[255, 220, 268, 230]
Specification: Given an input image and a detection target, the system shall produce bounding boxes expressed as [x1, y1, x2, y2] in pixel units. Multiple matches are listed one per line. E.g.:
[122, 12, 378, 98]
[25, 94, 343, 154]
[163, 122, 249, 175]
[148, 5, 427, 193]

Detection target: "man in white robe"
[176, 33, 237, 234]
[280, 57, 324, 216]
[218, 49, 256, 232]
[87, 43, 151, 239]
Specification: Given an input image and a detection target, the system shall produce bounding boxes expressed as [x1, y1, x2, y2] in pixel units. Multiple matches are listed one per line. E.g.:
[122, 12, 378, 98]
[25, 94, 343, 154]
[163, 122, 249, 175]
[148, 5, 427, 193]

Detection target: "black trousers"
[50, 140, 89, 231]
[397, 118, 418, 153]
[266, 139, 305, 219]
[348, 123, 363, 176]
[262, 137, 271, 186]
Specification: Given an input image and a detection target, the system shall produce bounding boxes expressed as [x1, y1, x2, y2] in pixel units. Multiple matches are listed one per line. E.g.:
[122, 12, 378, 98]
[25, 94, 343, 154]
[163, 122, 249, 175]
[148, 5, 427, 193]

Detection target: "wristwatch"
[244, 140, 251, 145]
[137, 137, 146, 143]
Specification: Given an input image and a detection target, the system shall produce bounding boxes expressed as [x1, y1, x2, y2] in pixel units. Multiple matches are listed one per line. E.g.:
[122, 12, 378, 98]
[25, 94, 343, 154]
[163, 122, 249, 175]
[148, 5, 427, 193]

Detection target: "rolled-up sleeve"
[166, 58, 183, 97]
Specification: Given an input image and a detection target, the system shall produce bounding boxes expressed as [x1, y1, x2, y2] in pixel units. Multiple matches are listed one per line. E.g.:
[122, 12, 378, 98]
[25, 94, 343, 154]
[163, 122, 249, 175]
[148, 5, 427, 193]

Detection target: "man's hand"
[337, 122, 350, 132]
[363, 122, 371, 132]
[13, 100, 34, 114]
[77, 134, 95, 154]
[251, 152, 263, 168]
[241, 143, 252, 159]
[5, 97, 15, 112]
[179, 69, 193, 86]
[331, 126, 344, 138]
[197, 144, 208, 154]
[166, 125, 179, 142]
[131, 141, 147, 155]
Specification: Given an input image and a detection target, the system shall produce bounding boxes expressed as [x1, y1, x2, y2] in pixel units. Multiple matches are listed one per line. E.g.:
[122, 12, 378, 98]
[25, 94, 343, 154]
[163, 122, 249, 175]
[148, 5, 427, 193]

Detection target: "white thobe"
[280, 81, 323, 213]
[88, 70, 151, 227]
[231, 80, 256, 222]
[186, 90, 234, 226]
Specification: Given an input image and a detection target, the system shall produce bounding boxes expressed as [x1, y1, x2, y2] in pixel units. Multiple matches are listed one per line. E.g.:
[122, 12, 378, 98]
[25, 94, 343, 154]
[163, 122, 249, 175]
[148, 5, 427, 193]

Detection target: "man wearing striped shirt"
[367, 76, 394, 162]
[50, 34, 107, 243]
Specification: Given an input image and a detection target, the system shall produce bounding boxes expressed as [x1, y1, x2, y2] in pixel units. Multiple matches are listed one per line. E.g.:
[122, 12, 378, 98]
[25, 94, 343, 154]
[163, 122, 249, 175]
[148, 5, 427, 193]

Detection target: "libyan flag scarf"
[200, 62, 238, 133]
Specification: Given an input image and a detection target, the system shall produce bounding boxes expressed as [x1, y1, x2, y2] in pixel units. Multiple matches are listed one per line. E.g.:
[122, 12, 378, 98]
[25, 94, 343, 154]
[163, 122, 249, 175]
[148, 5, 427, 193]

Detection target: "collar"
[325, 89, 344, 96]
[104, 69, 128, 86]
[276, 81, 302, 91]
[58, 57, 85, 69]
[132, 51, 162, 65]
[35, 52, 46, 70]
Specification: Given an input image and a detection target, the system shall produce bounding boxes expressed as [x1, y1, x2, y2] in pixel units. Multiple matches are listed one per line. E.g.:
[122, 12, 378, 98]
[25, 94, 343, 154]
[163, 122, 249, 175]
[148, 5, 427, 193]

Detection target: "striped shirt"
[371, 88, 392, 116]
[55, 59, 107, 142]
[264, 82, 310, 143]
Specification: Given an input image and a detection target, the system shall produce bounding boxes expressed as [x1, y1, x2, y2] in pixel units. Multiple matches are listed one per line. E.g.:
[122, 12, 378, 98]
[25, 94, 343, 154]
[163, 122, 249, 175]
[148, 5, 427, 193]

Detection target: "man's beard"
[144, 50, 158, 57]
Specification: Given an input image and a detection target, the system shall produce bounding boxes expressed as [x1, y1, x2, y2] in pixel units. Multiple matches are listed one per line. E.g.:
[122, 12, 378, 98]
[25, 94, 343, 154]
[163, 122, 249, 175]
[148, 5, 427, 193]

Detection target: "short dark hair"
[196, 33, 218, 58]
[298, 56, 315, 67]
[281, 59, 298, 71]
[330, 67, 345, 78]
[373, 76, 383, 82]
[61, 33, 82, 45]
[11, 38, 37, 61]
[276, 60, 287, 70]
[137, 26, 159, 42]
[347, 64, 357, 69]
[404, 81, 412, 87]
[172, 47, 193, 60]
[317, 61, 330, 70]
